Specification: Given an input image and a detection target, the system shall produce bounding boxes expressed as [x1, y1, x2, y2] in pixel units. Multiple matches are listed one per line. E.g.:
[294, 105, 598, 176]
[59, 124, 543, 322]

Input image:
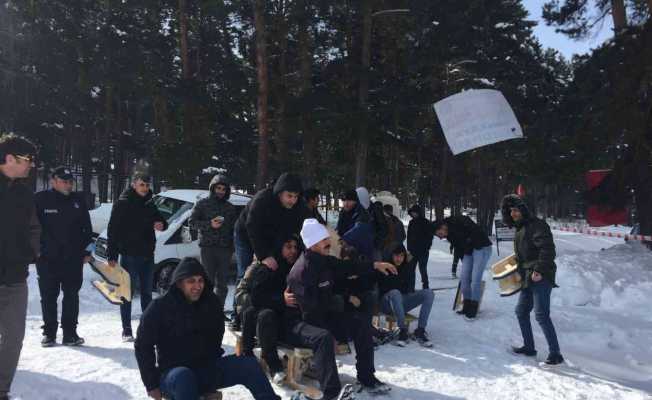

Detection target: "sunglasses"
[14, 154, 35, 163]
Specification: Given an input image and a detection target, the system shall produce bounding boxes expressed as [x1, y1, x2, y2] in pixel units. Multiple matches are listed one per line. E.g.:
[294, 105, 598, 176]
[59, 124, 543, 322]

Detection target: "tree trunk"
[274, 3, 290, 171]
[178, 0, 191, 81]
[354, 0, 373, 187]
[611, 0, 627, 33]
[298, 0, 316, 185]
[254, 0, 270, 189]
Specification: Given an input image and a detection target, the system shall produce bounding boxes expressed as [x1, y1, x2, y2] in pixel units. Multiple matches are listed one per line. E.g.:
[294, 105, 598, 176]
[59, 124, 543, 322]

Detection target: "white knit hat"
[300, 218, 330, 249]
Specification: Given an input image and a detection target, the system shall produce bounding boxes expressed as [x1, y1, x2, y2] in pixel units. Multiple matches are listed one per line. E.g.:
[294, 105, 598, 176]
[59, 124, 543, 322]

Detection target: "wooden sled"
[490, 254, 522, 297]
[373, 312, 417, 332]
[90, 259, 131, 305]
[452, 280, 486, 312]
[230, 328, 323, 399]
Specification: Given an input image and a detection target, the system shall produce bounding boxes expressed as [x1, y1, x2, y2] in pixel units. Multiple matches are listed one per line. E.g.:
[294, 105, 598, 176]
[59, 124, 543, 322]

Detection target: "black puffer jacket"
[378, 244, 415, 296]
[135, 258, 225, 392]
[35, 189, 93, 261]
[234, 173, 309, 261]
[106, 188, 168, 261]
[189, 175, 236, 248]
[0, 173, 41, 284]
[502, 194, 557, 288]
[406, 205, 434, 255]
[444, 216, 492, 256]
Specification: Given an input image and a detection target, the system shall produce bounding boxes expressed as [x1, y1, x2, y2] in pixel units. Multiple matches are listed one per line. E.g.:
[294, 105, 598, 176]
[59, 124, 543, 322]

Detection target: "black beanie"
[171, 257, 207, 285]
[341, 189, 359, 202]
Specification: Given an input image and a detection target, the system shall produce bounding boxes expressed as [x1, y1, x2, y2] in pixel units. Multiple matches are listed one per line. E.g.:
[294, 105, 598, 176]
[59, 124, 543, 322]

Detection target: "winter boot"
[456, 299, 470, 315]
[357, 376, 391, 395]
[41, 334, 56, 348]
[62, 330, 85, 346]
[511, 346, 537, 357]
[544, 353, 565, 366]
[393, 328, 409, 347]
[464, 300, 479, 320]
[122, 328, 135, 342]
[413, 328, 433, 348]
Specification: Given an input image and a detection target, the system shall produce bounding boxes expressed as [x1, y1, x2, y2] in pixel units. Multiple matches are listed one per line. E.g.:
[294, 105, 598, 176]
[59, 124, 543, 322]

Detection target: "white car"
[91, 189, 251, 293]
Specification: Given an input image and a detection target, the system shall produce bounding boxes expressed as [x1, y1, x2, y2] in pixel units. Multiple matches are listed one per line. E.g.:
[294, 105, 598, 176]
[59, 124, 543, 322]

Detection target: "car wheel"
[155, 262, 178, 295]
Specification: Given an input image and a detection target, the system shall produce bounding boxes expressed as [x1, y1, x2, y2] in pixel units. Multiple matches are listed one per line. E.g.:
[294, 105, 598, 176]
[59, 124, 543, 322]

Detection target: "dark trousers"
[160, 355, 280, 400]
[0, 282, 28, 396]
[414, 252, 430, 289]
[120, 255, 154, 331]
[285, 311, 375, 400]
[241, 306, 284, 373]
[233, 230, 253, 313]
[200, 246, 231, 311]
[36, 258, 83, 336]
[515, 280, 561, 354]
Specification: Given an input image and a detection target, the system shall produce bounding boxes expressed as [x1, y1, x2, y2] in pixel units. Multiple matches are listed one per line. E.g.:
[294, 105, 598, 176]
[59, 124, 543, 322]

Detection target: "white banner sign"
[433, 89, 523, 155]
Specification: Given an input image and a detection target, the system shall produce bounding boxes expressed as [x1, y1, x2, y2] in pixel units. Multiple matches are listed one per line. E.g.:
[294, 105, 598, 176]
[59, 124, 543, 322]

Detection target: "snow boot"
[464, 300, 479, 320]
[62, 331, 85, 346]
[544, 353, 565, 366]
[393, 328, 409, 347]
[41, 334, 56, 348]
[413, 328, 433, 348]
[122, 328, 135, 342]
[456, 299, 470, 315]
[511, 346, 537, 357]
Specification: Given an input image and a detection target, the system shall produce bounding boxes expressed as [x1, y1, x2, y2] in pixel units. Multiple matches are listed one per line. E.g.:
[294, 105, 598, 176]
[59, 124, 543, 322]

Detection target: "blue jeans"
[515, 279, 561, 354]
[460, 246, 492, 301]
[381, 289, 434, 330]
[160, 355, 280, 400]
[233, 230, 253, 311]
[119, 255, 154, 331]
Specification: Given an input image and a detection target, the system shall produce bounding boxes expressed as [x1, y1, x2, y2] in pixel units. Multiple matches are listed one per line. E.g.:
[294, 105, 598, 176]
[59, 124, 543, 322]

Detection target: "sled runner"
[452, 280, 485, 312]
[90, 259, 132, 305]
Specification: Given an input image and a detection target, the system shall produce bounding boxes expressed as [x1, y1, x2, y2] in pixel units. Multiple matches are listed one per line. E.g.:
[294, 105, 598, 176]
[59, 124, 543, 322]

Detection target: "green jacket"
[513, 217, 558, 288]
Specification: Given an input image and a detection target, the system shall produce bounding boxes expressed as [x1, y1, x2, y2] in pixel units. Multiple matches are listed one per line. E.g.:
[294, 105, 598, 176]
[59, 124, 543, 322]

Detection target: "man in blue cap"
[34, 166, 93, 347]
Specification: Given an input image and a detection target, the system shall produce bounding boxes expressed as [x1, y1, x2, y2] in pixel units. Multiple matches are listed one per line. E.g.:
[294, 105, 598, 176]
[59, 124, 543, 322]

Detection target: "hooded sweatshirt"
[406, 205, 434, 255]
[189, 174, 236, 248]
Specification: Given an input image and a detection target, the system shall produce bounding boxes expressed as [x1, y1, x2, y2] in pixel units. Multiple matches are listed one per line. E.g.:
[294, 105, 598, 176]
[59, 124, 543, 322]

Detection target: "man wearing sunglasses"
[34, 167, 93, 347]
[0, 134, 40, 400]
[106, 171, 168, 342]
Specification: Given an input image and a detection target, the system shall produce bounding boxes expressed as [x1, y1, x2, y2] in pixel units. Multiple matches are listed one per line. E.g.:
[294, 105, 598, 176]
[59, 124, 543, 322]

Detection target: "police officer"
[35, 166, 93, 347]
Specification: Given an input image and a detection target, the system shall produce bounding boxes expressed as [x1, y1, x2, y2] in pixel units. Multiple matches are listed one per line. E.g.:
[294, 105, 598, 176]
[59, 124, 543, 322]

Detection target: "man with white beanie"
[284, 219, 397, 399]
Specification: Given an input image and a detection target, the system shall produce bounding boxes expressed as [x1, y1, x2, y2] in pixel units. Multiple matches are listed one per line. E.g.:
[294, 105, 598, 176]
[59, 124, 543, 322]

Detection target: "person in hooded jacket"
[285, 219, 397, 399]
[34, 166, 94, 347]
[106, 172, 168, 341]
[235, 235, 301, 382]
[433, 215, 492, 320]
[406, 205, 434, 289]
[189, 174, 236, 312]
[501, 194, 564, 366]
[134, 257, 281, 400]
[231, 173, 309, 329]
[336, 189, 370, 238]
[378, 244, 433, 347]
[304, 188, 326, 225]
[382, 204, 406, 256]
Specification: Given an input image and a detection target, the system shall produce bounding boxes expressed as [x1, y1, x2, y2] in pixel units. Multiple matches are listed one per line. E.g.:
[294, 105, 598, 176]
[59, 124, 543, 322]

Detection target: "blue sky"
[522, 0, 613, 59]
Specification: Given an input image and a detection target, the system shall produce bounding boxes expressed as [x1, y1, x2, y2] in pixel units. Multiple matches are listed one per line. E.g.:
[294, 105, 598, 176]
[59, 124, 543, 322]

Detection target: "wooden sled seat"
[491, 254, 522, 297]
[372, 312, 417, 332]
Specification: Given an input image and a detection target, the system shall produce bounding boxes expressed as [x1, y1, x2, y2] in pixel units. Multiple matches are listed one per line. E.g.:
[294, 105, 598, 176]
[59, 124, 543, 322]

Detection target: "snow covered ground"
[11, 230, 652, 399]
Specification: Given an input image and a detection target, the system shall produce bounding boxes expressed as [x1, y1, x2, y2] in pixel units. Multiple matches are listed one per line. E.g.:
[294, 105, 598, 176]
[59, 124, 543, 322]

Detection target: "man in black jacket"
[106, 172, 168, 341]
[285, 219, 397, 399]
[406, 205, 434, 289]
[382, 204, 406, 255]
[502, 194, 564, 366]
[336, 190, 370, 238]
[433, 215, 492, 319]
[135, 257, 280, 400]
[189, 174, 236, 312]
[236, 235, 300, 382]
[35, 166, 94, 347]
[0, 134, 40, 400]
[304, 188, 326, 225]
[231, 173, 308, 327]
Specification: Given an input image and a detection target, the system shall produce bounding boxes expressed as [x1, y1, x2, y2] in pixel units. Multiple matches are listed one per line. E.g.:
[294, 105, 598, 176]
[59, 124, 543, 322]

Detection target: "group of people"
[0, 132, 564, 400]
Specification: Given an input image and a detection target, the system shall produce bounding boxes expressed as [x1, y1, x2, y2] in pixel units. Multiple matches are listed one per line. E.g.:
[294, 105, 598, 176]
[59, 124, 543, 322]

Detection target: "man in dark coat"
[231, 172, 308, 328]
[285, 219, 397, 399]
[134, 257, 280, 400]
[35, 166, 94, 347]
[502, 194, 564, 366]
[189, 174, 236, 311]
[235, 235, 301, 382]
[406, 205, 434, 289]
[106, 172, 168, 341]
[336, 189, 370, 237]
[382, 204, 406, 255]
[0, 134, 40, 400]
[304, 188, 326, 225]
[433, 215, 492, 319]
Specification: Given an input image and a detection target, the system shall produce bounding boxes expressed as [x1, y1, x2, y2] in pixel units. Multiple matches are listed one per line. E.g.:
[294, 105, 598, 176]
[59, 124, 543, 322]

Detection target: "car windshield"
[151, 195, 193, 224]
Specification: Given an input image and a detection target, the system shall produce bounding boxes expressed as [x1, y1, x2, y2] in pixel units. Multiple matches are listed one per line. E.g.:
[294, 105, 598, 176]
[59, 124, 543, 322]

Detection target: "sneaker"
[272, 371, 287, 385]
[41, 334, 56, 348]
[122, 329, 135, 343]
[413, 328, 433, 348]
[511, 346, 537, 357]
[62, 332, 85, 346]
[357, 376, 390, 395]
[370, 376, 391, 393]
[544, 353, 565, 366]
[336, 384, 356, 400]
[451, 271, 457, 279]
[393, 328, 409, 347]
